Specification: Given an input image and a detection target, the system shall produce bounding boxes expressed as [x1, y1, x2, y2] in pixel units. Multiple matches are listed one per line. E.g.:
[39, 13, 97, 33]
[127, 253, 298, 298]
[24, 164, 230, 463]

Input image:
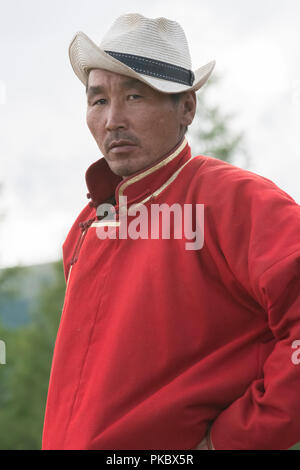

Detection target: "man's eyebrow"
[87, 85, 104, 98]
[86, 79, 145, 97]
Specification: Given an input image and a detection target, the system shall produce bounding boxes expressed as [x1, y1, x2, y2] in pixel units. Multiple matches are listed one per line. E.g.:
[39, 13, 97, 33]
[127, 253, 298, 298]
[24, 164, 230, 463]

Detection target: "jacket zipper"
[66, 217, 96, 288]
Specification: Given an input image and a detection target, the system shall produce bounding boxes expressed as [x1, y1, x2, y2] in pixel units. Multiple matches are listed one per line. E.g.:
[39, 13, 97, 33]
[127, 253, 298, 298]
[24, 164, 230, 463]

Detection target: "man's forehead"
[87, 69, 147, 92]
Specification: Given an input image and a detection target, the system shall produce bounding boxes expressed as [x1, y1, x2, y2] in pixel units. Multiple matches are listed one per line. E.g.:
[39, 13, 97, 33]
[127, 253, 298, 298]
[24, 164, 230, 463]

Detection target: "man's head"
[69, 13, 215, 177]
[86, 68, 196, 177]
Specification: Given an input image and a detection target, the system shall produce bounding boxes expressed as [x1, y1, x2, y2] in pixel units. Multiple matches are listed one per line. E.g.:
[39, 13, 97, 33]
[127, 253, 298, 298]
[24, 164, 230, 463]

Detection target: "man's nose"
[105, 101, 127, 131]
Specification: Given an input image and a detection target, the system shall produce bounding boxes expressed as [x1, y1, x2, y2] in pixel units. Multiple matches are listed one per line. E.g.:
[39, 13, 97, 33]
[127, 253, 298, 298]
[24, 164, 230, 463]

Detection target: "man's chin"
[107, 161, 140, 179]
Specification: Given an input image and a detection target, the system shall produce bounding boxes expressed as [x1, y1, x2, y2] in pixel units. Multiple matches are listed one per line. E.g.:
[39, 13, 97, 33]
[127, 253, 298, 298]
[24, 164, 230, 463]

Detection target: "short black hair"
[85, 70, 90, 94]
[169, 92, 182, 104]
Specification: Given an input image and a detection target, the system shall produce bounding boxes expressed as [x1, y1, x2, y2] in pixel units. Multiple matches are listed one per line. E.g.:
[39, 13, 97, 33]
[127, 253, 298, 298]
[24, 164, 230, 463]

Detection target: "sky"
[0, 0, 299, 267]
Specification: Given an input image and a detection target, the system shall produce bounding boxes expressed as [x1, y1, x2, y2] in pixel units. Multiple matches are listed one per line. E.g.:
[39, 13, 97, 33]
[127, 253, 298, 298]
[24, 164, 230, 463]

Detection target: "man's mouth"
[108, 140, 137, 153]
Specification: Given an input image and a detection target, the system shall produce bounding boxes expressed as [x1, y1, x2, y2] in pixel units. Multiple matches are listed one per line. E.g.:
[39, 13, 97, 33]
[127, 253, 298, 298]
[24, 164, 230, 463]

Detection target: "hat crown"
[100, 13, 192, 70]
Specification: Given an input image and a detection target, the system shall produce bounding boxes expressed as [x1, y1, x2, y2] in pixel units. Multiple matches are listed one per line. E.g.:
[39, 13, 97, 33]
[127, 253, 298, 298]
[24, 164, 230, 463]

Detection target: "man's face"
[86, 69, 196, 177]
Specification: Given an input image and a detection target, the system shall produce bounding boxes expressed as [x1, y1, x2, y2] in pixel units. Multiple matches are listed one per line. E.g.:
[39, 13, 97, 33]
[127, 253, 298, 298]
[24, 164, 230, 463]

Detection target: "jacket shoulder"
[188, 154, 297, 203]
[188, 154, 300, 293]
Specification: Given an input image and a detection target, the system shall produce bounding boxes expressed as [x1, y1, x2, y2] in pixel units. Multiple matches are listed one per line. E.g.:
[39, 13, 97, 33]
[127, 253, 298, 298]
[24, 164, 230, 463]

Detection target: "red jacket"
[42, 138, 300, 450]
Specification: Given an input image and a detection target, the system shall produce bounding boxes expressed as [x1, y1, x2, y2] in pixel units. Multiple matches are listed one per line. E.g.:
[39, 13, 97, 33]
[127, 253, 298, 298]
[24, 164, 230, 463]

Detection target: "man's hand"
[194, 437, 209, 450]
[194, 424, 215, 450]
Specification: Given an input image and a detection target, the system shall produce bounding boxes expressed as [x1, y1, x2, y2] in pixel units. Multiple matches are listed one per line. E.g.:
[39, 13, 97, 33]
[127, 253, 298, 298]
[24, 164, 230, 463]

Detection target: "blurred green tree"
[187, 74, 250, 166]
[0, 261, 64, 449]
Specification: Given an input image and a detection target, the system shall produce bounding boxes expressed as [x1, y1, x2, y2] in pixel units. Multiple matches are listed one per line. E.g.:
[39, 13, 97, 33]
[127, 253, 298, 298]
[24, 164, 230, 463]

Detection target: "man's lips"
[108, 140, 137, 153]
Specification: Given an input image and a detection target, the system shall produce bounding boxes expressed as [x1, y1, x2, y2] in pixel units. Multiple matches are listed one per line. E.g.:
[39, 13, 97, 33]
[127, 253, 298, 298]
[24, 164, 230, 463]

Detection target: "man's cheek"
[87, 113, 101, 133]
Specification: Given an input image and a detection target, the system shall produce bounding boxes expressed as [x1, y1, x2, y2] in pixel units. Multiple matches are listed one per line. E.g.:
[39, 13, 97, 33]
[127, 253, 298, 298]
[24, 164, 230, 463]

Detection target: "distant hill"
[0, 262, 58, 329]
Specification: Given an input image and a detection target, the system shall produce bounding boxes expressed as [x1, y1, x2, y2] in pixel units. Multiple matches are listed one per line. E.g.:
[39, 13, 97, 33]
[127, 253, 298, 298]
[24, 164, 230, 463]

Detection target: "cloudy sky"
[0, 0, 299, 267]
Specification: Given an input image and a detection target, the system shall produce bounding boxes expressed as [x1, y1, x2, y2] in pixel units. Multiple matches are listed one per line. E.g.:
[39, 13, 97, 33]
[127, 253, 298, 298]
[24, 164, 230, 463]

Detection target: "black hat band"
[105, 50, 195, 86]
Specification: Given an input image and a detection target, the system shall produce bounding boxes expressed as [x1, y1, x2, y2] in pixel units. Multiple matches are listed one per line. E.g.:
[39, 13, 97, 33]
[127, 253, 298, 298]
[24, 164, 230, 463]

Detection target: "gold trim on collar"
[130, 156, 193, 211]
[89, 154, 193, 228]
[90, 221, 120, 228]
[118, 138, 188, 199]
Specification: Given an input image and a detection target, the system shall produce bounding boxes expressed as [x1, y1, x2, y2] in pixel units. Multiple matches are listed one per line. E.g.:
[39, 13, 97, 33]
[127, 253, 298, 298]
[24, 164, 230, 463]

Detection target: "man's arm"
[196, 165, 300, 449]
[209, 248, 300, 449]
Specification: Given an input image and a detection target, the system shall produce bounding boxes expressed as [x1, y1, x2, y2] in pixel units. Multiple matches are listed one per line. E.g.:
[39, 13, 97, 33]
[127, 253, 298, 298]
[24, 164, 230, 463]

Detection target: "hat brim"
[69, 31, 216, 94]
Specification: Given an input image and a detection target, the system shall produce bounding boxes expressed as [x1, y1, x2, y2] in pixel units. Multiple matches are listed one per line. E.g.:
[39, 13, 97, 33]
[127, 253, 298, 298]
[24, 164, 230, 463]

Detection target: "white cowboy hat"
[69, 13, 216, 94]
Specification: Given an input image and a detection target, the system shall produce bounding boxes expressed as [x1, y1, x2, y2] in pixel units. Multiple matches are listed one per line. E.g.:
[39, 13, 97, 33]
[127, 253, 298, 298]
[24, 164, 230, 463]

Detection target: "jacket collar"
[85, 137, 191, 211]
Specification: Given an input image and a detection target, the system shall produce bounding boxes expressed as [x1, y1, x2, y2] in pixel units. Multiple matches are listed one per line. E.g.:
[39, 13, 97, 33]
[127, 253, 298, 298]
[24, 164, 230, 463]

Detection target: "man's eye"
[128, 94, 142, 100]
[93, 99, 107, 105]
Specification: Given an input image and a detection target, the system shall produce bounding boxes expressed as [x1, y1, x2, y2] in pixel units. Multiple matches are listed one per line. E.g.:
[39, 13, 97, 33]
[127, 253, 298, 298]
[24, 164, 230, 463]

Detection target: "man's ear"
[180, 91, 197, 127]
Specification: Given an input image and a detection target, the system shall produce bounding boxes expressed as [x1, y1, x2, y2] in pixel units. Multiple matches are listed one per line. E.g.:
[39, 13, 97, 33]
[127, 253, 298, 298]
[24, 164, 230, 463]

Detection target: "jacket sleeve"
[209, 170, 300, 450]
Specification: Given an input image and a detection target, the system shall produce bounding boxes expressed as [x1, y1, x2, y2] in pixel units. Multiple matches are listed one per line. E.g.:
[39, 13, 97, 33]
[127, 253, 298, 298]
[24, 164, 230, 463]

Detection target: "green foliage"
[0, 266, 32, 328]
[290, 441, 300, 450]
[188, 75, 250, 166]
[0, 260, 65, 449]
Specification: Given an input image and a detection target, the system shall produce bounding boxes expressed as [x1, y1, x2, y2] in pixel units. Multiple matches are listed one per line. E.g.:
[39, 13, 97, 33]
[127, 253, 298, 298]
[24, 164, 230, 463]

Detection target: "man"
[42, 13, 300, 450]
